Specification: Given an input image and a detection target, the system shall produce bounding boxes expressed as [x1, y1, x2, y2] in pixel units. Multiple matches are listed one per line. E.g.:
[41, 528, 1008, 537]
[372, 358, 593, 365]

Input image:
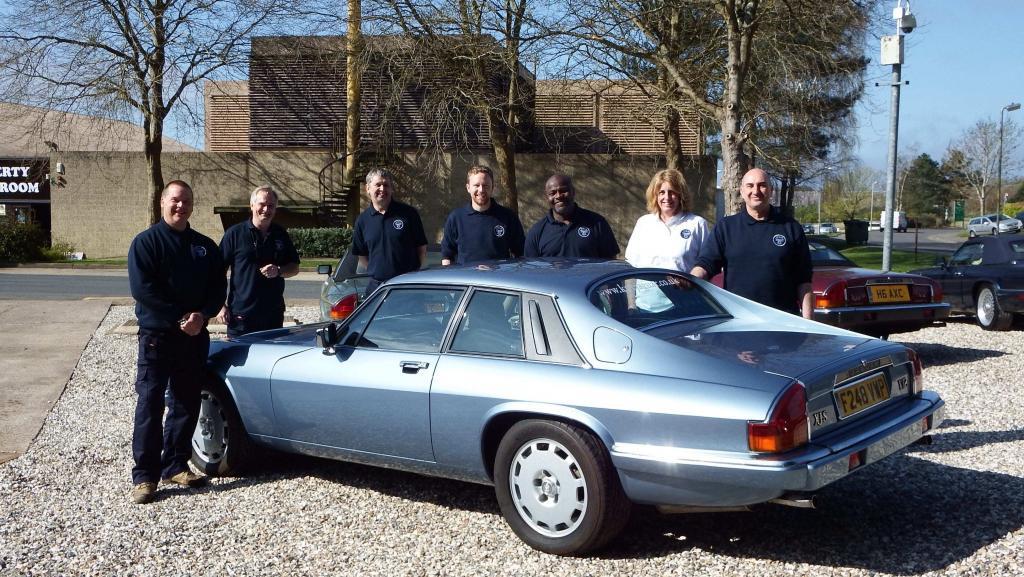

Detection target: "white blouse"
[625, 211, 710, 272]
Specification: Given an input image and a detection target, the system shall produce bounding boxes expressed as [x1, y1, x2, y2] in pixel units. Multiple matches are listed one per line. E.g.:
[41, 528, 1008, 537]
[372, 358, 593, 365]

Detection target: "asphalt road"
[0, 267, 324, 302]
[863, 227, 967, 254]
[0, 228, 969, 300]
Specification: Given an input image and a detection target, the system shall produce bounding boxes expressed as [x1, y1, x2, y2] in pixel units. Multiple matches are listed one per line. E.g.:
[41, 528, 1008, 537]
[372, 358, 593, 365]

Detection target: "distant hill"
[0, 102, 197, 156]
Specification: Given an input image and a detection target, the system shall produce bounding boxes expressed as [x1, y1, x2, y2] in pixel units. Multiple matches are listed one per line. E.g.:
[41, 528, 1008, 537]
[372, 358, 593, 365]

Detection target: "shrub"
[289, 227, 352, 258]
[0, 222, 46, 263]
[41, 238, 78, 262]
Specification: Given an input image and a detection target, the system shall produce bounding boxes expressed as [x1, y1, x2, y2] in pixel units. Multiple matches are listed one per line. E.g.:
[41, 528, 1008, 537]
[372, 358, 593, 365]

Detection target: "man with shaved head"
[690, 168, 812, 318]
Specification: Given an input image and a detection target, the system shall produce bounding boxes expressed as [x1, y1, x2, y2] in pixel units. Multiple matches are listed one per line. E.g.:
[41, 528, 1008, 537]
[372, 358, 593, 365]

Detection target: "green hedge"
[289, 227, 352, 258]
[0, 222, 46, 263]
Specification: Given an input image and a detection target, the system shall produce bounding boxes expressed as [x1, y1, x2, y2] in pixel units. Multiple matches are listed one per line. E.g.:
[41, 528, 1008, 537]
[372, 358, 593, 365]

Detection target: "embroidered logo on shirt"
[393, 219, 405, 230]
[577, 227, 592, 238]
[772, 234, 787, 247]
[192, 245, 207, 258]
[680, 229, 691, 239]
[494, 225, 506, 238]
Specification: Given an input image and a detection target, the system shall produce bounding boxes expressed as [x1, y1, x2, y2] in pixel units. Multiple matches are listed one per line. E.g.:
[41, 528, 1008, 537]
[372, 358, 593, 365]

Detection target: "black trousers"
[131, 327, 210, 484]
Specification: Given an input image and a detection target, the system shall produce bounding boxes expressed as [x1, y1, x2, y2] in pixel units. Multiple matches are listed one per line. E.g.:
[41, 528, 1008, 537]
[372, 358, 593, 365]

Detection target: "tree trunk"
[488, 109, 518, 215]
[664, 105, 683, 171]
[719, 100, 748, 215]
[345, 0, 362, 226]
[145, 134, 164, 225]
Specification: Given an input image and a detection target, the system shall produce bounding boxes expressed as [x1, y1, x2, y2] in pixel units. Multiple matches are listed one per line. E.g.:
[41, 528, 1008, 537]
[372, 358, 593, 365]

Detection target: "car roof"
[388, 258, 635, 294]
[968, 235, 1024, 264]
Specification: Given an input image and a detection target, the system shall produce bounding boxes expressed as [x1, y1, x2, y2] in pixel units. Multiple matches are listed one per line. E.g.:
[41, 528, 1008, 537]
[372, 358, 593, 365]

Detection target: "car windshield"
[589, 272, 729, 329]
[809, 242, 855, 266]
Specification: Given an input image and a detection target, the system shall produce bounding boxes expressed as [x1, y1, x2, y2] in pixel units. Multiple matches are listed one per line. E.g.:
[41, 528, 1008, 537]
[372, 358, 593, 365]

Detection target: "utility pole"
[880, 0, 916, 272]
[996, 102, 1021, 235]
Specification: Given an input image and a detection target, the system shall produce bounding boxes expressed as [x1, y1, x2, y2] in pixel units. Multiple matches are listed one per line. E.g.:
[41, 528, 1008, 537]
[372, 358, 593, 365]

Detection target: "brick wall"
[51, 150, 715, 257]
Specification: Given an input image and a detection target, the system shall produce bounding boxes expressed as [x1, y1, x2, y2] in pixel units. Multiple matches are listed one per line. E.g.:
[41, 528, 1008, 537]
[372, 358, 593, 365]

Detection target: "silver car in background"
[968, 214, 1023, 237]
[194, 260, 944, 556]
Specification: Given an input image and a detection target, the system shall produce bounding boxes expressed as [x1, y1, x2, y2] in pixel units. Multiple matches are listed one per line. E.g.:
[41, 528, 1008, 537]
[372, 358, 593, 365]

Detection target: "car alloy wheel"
[191, 378, 253, 475]
[969, 229, 977, 238]
[494, 420, 630, 555]
[975, 285, 1013, 331]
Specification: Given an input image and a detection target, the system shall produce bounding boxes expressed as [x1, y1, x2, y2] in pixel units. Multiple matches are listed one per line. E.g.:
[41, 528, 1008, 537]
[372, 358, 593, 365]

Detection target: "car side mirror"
[315, 323, 337, 355]
[934, 256, 948, 268]
[317, 264, 333, 276]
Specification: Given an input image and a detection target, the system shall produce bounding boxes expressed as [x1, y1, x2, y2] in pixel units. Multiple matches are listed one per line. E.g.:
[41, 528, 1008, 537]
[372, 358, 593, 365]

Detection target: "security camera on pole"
[879, 0, 916, 272]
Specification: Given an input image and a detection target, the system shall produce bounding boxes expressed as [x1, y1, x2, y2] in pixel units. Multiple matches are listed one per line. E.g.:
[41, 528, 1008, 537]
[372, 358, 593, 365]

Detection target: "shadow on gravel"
[893, 340, 1006, 367]
[917, 427, 1024, 454]
[205, 451, 497, 514]
[598, 452, 1024, 572]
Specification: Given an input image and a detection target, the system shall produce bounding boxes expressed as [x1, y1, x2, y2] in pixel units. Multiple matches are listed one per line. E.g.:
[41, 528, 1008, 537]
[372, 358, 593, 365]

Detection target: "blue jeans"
[131, 328, 210, 484]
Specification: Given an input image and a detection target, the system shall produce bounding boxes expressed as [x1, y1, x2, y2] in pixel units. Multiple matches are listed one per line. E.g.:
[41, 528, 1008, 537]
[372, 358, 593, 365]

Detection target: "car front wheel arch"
[493, 419, 631, 555]
[190, 375, 255, 476]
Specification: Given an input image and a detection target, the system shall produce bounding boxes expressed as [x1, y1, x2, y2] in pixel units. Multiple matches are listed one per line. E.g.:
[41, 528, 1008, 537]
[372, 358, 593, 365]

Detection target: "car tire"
[968, 229, 977, 238]
[191, 376, 254, 476]
[975, 285, 1013, 331]
[494, 419, 631, 556]
[991, 228, 997, 236]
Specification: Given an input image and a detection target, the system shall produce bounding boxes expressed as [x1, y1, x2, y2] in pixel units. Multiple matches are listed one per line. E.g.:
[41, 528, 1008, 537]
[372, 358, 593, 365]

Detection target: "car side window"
[950, 244, 984, 266]
[357, 288, 464, 352]
[449, 290, 524, 357]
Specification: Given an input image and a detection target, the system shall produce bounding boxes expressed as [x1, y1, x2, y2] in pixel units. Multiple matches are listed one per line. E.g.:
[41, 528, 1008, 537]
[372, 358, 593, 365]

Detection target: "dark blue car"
[911, 235, 1024, 330]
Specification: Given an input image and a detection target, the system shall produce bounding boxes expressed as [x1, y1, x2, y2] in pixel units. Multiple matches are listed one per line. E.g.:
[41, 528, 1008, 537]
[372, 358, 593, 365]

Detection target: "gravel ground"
[1, 306, 1022, 576]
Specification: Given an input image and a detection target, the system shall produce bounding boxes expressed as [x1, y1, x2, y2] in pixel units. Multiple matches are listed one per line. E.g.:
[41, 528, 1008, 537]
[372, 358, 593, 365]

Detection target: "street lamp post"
[879, 0, 916, 272]
[996, 102, 1020, 236]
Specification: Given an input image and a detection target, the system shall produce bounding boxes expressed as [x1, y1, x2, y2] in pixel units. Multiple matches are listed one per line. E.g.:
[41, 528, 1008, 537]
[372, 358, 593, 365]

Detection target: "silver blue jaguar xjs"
[193, 259, 944, 556]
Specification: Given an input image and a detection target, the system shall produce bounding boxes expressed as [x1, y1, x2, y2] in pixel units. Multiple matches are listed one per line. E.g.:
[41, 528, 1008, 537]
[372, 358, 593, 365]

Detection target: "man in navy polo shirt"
[441, 165, 525, 265]
[524, 173, 619, 259]
[351, 168, 428, 294]
[127, 180, 225, 504]
[215, 185, 300, 337]
[690, 168, 813, 318]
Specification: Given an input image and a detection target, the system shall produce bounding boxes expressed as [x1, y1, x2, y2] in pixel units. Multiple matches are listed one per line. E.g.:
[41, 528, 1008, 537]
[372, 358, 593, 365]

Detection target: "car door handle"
[400, 360, 429, 373]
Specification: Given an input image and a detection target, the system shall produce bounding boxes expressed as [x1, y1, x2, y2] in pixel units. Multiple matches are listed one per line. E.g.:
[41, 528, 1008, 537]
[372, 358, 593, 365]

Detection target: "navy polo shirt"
[694, 206, 812, 313]
[220, 220, 300, 319]
[351, 200, 428, 281]
[524, 206, 620, 259]
[441, 201, 525, 264]
[128, 221, 226, 331]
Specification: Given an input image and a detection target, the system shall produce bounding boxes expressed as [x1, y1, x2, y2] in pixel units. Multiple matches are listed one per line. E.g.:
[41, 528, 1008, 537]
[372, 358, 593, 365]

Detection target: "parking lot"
[1, 306, 1022, 576]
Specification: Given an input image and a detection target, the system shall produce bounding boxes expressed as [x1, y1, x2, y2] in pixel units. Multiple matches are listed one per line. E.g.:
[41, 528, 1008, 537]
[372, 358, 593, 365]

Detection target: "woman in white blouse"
[624, 169, 710, 311]
[625, 168, 709, 270]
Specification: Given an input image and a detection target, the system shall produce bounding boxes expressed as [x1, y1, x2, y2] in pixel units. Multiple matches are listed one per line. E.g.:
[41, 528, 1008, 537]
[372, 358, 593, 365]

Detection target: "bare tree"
[0, 0, 327, 223]
[553, 0, 876, 213]
[953, 117, 1023, 215]
[379, 0, 543, 214]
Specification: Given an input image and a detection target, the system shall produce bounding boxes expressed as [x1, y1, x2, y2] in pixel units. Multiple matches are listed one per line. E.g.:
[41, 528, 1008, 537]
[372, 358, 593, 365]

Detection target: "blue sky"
[855, 1, 1024, 174]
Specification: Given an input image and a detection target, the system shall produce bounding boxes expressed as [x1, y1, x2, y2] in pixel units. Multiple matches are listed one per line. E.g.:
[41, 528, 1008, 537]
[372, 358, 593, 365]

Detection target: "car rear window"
[589, 272, 728, 329]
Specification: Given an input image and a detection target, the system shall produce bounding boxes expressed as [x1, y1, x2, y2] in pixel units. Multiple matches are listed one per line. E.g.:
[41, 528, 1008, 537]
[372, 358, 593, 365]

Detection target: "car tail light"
[910, 284, 932, 303]
[907, 347, 924, 394]
[330, 293, 358, 320]
[930, 282, 943, 303]
[748, 382, 809, 453]
[815, 281, 847, 308]
[845, 286, 868, 306]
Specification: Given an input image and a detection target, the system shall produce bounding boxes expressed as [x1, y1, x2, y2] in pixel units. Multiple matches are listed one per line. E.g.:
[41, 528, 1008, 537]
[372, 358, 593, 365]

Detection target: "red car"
[807, 242, 949, 337]
[710, 242, 949, 337]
